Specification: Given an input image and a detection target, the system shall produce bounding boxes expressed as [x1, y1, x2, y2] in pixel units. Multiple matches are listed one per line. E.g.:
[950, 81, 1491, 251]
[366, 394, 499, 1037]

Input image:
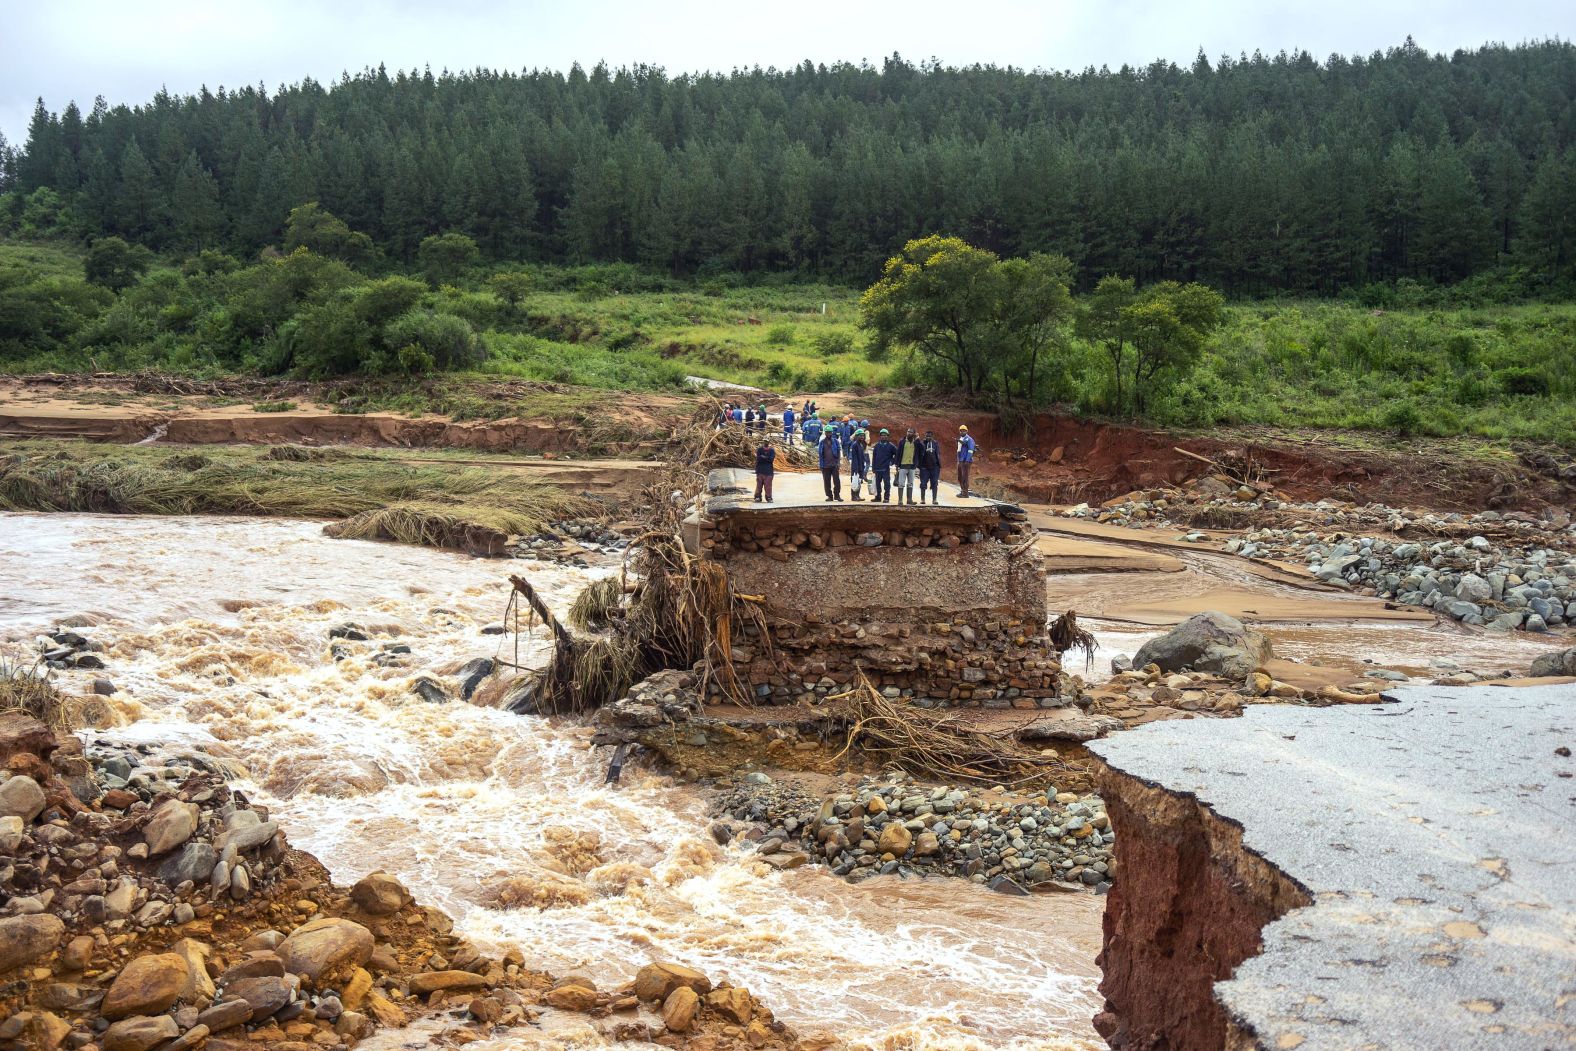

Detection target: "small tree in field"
[1124, 282, 1225, 415]
[1075, 276, 1137, 413]
[83, 236, 152, 291]
[488, 270, 533, 315]
[859, 236, 1001, 395]
[418, 232, 480, 286]
[284, 203, 374, 265]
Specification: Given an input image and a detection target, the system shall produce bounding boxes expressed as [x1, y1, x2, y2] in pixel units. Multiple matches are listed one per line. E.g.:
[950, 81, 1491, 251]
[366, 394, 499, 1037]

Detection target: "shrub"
[83, 237, 153, 291]
[1381, 399, 1423, 435]
[381, 310, 485, 373]
[764, 324, 796, 346]
[813, 331, 854, 357]
[1498, 367, 1550, 397]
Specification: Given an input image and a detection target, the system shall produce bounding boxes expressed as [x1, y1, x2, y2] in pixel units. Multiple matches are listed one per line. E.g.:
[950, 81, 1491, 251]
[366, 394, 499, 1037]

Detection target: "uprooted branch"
[506, 402, 801, 714]
[831, 675, 1068, 786]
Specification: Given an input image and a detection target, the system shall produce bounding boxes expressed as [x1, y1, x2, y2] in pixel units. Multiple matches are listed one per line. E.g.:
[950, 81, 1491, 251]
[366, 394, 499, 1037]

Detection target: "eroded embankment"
[1089, 685, 1576, 1051]
[889, 408, 1574, 514]
[1090, 768, 1311, 1050]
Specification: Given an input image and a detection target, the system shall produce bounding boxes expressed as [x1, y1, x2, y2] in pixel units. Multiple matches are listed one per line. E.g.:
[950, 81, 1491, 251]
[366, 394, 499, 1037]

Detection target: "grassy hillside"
[3, 238, 1573, 445]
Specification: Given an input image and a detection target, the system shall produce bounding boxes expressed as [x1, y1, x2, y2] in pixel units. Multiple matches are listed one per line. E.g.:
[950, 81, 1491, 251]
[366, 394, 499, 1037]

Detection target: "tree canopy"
[860, 235, 1077, 399]
[3, 41, 1576, 291]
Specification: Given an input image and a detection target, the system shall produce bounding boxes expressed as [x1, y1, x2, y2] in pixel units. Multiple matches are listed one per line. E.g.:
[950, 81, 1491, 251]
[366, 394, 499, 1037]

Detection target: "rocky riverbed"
[713, 773, 1115, 895]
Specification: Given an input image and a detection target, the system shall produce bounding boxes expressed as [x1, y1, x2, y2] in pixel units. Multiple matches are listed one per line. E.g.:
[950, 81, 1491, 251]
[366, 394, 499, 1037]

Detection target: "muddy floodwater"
[0, 513, 1105, 1051]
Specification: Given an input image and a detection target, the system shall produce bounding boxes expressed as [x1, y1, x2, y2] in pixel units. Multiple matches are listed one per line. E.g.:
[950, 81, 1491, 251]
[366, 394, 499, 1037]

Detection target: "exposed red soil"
[1093, 764, 1311, 1051]
[896, 410, 1566, 514]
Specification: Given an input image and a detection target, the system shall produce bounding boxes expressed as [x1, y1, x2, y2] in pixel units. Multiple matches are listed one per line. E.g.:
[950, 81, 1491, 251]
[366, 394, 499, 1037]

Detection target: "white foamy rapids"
[1, 513, 1104, 1049]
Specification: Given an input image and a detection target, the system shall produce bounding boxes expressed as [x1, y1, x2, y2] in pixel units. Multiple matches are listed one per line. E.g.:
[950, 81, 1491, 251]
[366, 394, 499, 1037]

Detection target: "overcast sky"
[3, 0, 1573, 146]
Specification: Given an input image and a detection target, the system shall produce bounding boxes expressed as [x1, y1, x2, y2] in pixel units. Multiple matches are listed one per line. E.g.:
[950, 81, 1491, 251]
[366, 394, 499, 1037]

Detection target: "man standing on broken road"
[895, 428, 920, 505]
[918, 428, 943, 504]
[819, 426, 843, 501]
[871, 428, 897, 503]
[849, 427, 869, 501]
[754, 438, 776, 502]
[956, 424, 977, 499]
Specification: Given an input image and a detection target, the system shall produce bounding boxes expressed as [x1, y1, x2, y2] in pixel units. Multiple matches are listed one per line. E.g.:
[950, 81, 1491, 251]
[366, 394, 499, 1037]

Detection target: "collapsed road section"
[680, 467, 1062, 708]
[1088, 682, 1576, 1051]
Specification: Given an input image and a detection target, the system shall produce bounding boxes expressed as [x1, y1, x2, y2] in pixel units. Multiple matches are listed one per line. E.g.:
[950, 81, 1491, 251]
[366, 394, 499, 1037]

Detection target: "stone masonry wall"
[694, 511, 1062, 707]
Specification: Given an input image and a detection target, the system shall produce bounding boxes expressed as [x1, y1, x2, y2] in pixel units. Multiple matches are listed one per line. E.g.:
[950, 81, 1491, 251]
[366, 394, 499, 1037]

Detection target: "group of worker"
[751, 410, 977, 505]
[718, 401, 773, 433]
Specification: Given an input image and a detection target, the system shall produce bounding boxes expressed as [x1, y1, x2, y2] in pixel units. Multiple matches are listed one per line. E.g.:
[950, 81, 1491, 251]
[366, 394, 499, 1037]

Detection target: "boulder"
[142, 800, 199, 855]
[1016, 712, 1124, 743]
[102, 1015, 180, 1051]
[1131, 612, 1271, 678]
[631, 962, 713, 1002]
[0, 914, 66, 975]
[276, 917, 373, 982]
[215, 820, 279, 854]
[544, 983, 599, 1010]
[706, 986, 755, 1025]
[1456, 573, 1494, 603]
[350, 871, 411, 916]
[662, 986, 700, 1032]
[0, 814, 22, 851]
[1530, 647, 1576, 678]
[224, 974, 293, 1020]
[0, 713, 58, 767]
[61, 935, 95, 972]
[159, 842, 219, 886]
[877, 823, 912, 856]
[17, 1011, 71, 1051]
[364, 990, 408, 1028]
[218, 953, 285, 983]
[102, 953, 191, 1019]
[169, 938, 216, 1002]
[0, 775, 46, 822]
[165, 1023, 210, 1051]
[197, 999, 254, 1032]
[409, 970, 489, 996]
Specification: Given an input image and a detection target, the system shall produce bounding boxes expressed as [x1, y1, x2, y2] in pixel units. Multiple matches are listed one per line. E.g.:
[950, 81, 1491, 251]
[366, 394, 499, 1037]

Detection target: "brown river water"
[0, 513, 1104, 1050]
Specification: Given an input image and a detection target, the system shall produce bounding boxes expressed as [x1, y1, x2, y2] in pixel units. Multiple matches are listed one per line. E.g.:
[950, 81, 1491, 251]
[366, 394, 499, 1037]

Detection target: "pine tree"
[115, 139, 167, 245]
[172, 151, 225, 249]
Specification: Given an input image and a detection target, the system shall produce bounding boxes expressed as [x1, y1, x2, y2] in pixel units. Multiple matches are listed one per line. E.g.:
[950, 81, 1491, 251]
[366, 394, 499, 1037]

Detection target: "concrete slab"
[707, 466, 996, 512]
[1090, 683, 1576, 1050]
[701, 469, 1015, 543]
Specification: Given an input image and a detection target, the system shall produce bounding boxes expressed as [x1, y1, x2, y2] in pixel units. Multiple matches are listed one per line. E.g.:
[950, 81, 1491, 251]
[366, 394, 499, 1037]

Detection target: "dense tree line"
[3, 40, 1576, 292]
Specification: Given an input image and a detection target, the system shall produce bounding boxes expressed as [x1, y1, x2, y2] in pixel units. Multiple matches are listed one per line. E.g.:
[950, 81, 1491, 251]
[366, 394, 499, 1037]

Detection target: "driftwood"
[830, 675, 1066, 786]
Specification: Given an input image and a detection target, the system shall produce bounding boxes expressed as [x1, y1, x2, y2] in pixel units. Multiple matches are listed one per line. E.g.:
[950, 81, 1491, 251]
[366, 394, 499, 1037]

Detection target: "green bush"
[1381, 399, 1423, 435]
[764, 324, 796, 346]
[1499, 367, 1551, 397]
[813, 331, 854, 357]
[380, 310, 484, 373]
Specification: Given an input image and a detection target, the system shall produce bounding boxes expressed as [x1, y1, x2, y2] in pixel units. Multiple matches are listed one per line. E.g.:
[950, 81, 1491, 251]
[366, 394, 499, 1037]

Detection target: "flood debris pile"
[684, 469, 1065, 708]
[714, 772, 1116, 893]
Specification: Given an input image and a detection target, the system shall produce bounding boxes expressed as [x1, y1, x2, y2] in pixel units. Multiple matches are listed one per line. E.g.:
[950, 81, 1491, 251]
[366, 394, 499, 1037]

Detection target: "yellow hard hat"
[958, 424, 969, 433]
